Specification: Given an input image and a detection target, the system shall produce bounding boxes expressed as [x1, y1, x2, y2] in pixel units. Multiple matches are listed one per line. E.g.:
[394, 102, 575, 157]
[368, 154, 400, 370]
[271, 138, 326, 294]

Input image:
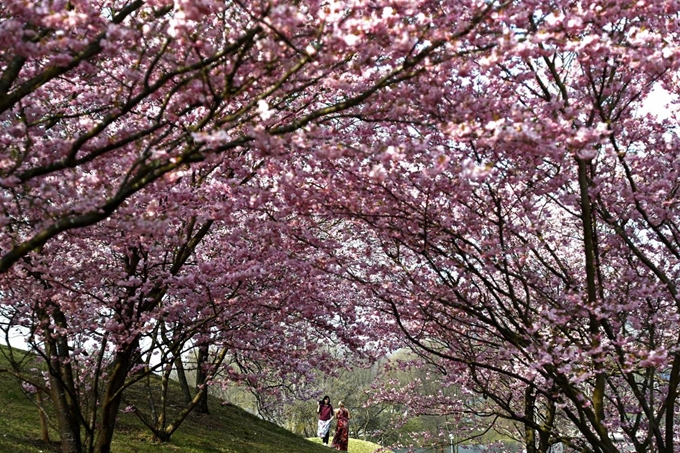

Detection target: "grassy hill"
[306, 437, 392, 453]
[0, 348, 390, 453]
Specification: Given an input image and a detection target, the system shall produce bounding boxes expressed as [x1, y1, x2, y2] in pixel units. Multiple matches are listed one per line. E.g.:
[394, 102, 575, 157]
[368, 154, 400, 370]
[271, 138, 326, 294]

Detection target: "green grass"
[0, 382, 334, 453]
[0, 347, 390, 453]
[306, 437, 393, 453]
[0, 366, 52, 452]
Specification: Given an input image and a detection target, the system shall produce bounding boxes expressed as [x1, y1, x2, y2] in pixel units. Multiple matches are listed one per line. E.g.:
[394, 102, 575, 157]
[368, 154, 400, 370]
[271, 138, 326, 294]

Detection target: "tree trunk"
[175, 355, 193, 405]
[524, 385, 536, 453]
[194, 344, 210, 414]
[43, 312, 82, 453]
[36, 389, 51, 443]
[538, 397, 556, 453]
[48, 358, 82, 452]
[93, 341, 137, 453]
[663, 353, 680, 452]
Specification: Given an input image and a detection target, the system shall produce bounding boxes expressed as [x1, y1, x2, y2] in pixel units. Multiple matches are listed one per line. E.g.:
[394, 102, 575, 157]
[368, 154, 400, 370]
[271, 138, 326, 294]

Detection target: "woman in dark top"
[317, 395, 334, 446]
[331, 400, 350, 451]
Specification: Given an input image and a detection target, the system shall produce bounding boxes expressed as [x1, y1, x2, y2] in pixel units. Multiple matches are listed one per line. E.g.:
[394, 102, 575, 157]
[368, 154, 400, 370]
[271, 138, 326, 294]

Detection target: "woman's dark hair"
[321, 395, 330, 403]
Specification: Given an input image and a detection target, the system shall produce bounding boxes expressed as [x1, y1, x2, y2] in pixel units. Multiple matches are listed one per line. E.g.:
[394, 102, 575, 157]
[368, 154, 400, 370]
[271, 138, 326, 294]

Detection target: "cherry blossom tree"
[1, 1, 501, 452]
[10, 2, 680, 453]
[1, 176, 377, 451]
[265, 2, 680, 453]
[0, 0, 493, 273]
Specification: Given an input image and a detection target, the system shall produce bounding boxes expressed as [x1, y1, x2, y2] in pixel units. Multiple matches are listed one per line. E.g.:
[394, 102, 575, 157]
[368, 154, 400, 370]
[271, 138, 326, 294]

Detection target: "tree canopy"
[1, 1, 679, 453]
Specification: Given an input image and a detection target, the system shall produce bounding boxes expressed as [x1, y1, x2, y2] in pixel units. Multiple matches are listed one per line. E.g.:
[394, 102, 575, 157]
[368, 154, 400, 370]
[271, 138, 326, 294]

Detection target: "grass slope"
[0, 348, 356, 453]
[306, 437, 393, 453]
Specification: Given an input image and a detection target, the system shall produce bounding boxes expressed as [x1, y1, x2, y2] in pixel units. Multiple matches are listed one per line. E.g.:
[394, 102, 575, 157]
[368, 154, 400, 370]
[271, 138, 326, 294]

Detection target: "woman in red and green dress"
[331, 401, 350, 451]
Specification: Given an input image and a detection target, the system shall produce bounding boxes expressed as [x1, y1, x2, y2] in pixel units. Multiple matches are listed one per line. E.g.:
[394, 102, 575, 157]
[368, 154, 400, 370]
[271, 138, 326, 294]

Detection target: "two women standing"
[317, 396, 351, 451]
